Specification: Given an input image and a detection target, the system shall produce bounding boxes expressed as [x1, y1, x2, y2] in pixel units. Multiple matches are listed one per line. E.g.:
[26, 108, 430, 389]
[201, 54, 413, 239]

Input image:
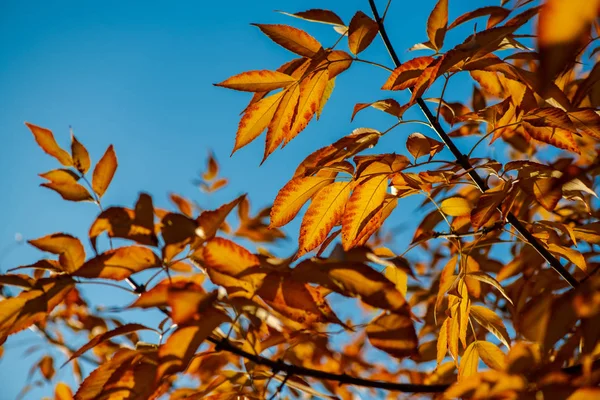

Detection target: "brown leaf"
[92, 145, 117, 197]
[278, 9, 345, 26]
[426, 0, 448, 51]
[88, 193, 158, 252]
[366, 313, 418, 358]
[348, 11, 379, 55]
[39, 169, 93, 202]
[351, 99, 408, 121]
[197, 195, 245, 241]
[252, 24, 323, 58]
[381, 56, 435, 91]
[406, 132, 444, 160]
[448, 6, 510, 30]
[70, 134, 90, 174]
[28, 233, 85, 273]
[39, 355, 55, 380]
[73, 246, 160, 280]
[25, 122, 73, 166]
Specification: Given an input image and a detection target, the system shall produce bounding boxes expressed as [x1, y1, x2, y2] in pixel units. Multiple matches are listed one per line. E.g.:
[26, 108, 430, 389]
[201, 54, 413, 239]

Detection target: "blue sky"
[0, 0, 503, 397]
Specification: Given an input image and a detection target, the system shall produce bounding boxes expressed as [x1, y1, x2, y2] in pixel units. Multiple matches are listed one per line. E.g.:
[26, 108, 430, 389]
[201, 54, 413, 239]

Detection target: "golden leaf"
[28, 233, 85, 273]
[426, 0, 448, 51]
[215, 70, 297, 92]
[252, 24, 323, 58]
[347, 11, 379, 55]
[92, 145, 117, 197]
[73, 246, 160, 280]
[25, 122, 73, 167]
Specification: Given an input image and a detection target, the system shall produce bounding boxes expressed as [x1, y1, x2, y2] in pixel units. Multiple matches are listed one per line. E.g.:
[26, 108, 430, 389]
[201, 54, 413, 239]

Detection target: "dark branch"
[367, 0, 579, 288]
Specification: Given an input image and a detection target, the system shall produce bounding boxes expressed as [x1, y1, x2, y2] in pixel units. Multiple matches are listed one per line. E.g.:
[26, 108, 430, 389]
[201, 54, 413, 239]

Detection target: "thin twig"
[367, 0, 579, 288]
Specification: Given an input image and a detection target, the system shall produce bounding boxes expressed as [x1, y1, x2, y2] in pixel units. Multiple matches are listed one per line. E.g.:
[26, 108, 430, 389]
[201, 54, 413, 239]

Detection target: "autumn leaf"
[366, 313, 418, 358]
[270, 175, 334, 228]
[70, 134, 91, 174]
[406, 132, 444, 160]
[459, 340, 505, 380]
[92, 145, 117, 197]
[252, 24, 323, 58]
[351, 99, 408, 121]
[233, 91, 284, 154]
[382, 56, 435, 91]
[348, 11, 379, 55]
[263, 84, 301, 161]
[203, 237, 263, 289]
[426, 0, 448, 51]
[298, 181, 352, 257]
[73, 246, 160, 280]
[25, 122, 73, 167]
[157, 309, 230, 380]
[470, 305, 510, 348]
[28, 233, 85, 273]
[196, 195, 245, 241]
[448, 6, 510, 30]
[437, 317, 450, 365]
[39, 169, 93, 202]
[278, 9, 345, 27]
[215, 70, 297, 92]
[440, 197, 473, 217]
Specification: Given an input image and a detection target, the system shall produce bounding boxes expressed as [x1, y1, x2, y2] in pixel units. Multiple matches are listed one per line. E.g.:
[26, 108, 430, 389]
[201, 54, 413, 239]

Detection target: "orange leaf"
[448, 6, 510, 30]
[169, 193, 194, 217]
[55, 382, 73, 400]
[0, 276, 74, 344]
[88, 193, 158, 252]
[537, 0, 600, 90]
[427, 0, 448, 51]
[285, 68, 330, 145]
[298, 181, 352, 257]
[25, 122, 73, 166]
[203, 237, 263, 288]
[316, 77, 335, 120]
[568, 109, 600, 139]
[523, 122, 580, 154]
[168, 287, 218, 325]
[39, 355, 55, 381]
[39, 169, 93, 202]
[252, 24, 323, 58]
[73, 246, 160, 280]
[263, 84, 301, 161]
[128, 275, 205, 309]
[406, 132, 444, 160]
[28, 233, 85, 273]
[278, 9, 345, 26]
[348, 11, 379, 55]
[381, 56, 435, 91]
[270, 175, 334, 228]
[196, 195, 245, 241]
[65, 323, 152, 365]
[215, 70, 297, 92]
[92, 145, 117, 197]
[366, 313, 418, 358]
[351, 99, 408, 121]
[202, 152, 219, 181]
[232, 91, 284, 154]
[157, 309, 230, 380]
[70, 134, 90, 174]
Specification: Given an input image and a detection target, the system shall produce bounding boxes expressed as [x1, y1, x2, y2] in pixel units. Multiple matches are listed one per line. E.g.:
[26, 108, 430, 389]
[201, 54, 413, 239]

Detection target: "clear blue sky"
[0, 0, 500, 397]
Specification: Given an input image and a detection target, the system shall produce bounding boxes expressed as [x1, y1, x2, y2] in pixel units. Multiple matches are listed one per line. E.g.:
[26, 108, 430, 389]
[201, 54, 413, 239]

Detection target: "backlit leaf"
[263, 84, 300, 161]
[70, 134, 90, 174]
[426, 0, 448, 51]
[440, 197, 473, 217]
[351, 99, 408, 121]
[406, 132, 444, 160]
[270, 176, 334, 228]
[366, 313, 418, 358]
[348, 11, 379, 55]
[196, 195, 245, 241]
[73, 246, 160, 280]
[470, 305, 510, 348]
[39, 169, 93, 202]
[437, 317, 449, 365]
[233, 91, 284, 154]
[298, 181, 352, 257]
[28, 233, 85, 273]
[92, 145, 117, 197]
[203, 237, 263, 288]
[278, 9, 345, 27]
[466, 271, 513, 305]
[215, 70, 297, 92]
[448, 6, 510, 30]
[459, 341, 478, 380]
[252, 24, 323, 58]
[382, 56, 435, 91]
[25, 122, 72, 167]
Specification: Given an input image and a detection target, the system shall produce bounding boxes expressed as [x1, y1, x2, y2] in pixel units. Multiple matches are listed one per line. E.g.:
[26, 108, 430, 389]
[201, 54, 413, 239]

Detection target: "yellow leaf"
[39, 169, 93, 202]
[298, 181, 352, 257]
[476, 340, 506, 370]
[285, 68, 330, 145]
[523, 122, 580, 154]
[278, 9, 345, 27]
[348, 11, 379, 55]
[92, 145, 117, 197]
[203, 237, 264, 289]
[28, 233, 85, 273]
[252, 24, 323, 58]
[437, 317, 449, 365]
[547, 243, 587, 272]
[465, 271, 513, 306]
[316, 77, 335, 119]
[458, 341, 478, 380]
[73, 246, 160, 280]
[366, 313, 418, 358]
[427, 0, 448, 51]
[440, 197, 473, 217]
[263, 84, 300, 161]
[270, 176, 334, 228]
[470, 305, 510, 348]
[384, 264, 408, 297]
[233, 91, 284, 154]
[342, 165, 389, 250]
[54, 382, 73, 400]
[458, 281, 470, 348]
[70, 134, 90, 174]
[351, 98, 407, 121]
[25, 122, 72, 167]
[215, 70, 297, 92]
[449, 314, 459, 363]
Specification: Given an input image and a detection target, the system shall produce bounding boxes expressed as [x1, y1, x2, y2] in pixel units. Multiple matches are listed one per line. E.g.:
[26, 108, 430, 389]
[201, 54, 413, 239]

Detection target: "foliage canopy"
[3, 0, 600, 399]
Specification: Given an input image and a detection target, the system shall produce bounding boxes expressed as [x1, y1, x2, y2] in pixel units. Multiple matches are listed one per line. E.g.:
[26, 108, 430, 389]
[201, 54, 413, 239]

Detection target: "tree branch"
[367, 0, 579, 288]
